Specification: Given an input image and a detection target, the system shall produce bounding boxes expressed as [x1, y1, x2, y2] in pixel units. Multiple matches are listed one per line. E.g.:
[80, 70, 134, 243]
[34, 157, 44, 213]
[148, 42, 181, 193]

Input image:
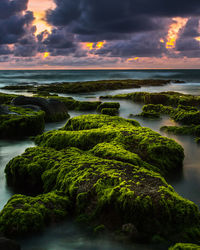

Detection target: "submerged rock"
[1, 115, 199, 244]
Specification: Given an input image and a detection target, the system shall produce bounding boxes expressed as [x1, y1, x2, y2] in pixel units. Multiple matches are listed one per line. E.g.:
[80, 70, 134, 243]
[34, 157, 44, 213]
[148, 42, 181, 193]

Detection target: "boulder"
[11, 96, 69, 122]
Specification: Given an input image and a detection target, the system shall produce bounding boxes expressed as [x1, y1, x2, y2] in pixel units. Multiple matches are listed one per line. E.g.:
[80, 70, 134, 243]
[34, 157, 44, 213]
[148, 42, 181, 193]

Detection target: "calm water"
[0, 69, 200, 249]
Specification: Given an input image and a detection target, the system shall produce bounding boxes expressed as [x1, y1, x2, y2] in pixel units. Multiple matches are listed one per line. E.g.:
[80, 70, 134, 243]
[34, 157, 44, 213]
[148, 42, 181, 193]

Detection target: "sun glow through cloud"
[166, 17, 188, 49]
[127, 57, 139, 62]
[43, 52, 50, 58]
[84, 41, 106, 51]
[28, 0, 55, 35]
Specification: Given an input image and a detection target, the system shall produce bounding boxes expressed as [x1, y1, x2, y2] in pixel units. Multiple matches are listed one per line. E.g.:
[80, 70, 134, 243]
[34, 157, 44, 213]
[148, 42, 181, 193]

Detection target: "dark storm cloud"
[0, 45, 12, 55]
[0, 11, 34, 45]
[0, 0, 28, 19]
[14, 35, 38, 57]
[95, 31, 167, 58]
[38, 28, 78, 56]
[175, 17, 200, 58]
[0, 0, 39, 57]
[47, 0, 200, 38]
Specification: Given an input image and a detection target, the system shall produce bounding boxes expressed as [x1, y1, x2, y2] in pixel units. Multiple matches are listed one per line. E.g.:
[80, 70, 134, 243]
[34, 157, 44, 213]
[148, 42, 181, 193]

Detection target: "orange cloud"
[166, 17, 188, 49]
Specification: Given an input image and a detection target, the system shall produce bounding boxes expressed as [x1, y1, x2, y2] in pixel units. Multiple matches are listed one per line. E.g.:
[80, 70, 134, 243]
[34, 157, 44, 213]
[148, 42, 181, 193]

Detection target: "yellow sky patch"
[166, 17, 188, 49]
[28, 0, 55, 35]
[127, 57, 139, 62]
[43, 52, 50, 58]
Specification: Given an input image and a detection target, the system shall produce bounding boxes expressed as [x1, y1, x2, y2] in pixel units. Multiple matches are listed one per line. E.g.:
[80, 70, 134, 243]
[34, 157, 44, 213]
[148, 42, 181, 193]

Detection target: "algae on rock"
[1, 114, 200, 244]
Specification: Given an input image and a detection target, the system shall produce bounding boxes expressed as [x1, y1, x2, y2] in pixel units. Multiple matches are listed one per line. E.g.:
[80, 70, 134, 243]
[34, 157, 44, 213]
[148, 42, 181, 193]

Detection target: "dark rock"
[122, 223, 138, 238]
[11, 96, 69, 122]
[0, 105, 9, 115]
[0, 237, 21, 250]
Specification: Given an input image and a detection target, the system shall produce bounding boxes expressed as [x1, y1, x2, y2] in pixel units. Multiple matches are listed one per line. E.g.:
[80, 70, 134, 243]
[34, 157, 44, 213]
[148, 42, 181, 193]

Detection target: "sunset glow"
[166, 17, 188, 49]
[43, 52, 50, 58]
[0, 0, 199, 69]
[28, 0, 55, 35]
[96, 41, 106, 50]
[127, 57, 139, 62]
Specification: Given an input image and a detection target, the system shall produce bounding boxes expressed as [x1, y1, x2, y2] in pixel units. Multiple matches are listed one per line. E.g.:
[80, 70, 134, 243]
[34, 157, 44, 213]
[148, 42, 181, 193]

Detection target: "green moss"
[3, 145, 199, 241]
[97, 102, 120, 112]
[161, 125, 200, 137]
[169, 243, 200, 249]
[0, 105, 45, 139]
[7, 79, 170, 94]
[0, 191, 70, 237]
[171, 106, 200, 125]
[35, 115, 183, 175]
[101, 108, 119, 116]
[102, 91, 200, 107]
[0, 92, 17, 105]
[2, 114, 199, 243]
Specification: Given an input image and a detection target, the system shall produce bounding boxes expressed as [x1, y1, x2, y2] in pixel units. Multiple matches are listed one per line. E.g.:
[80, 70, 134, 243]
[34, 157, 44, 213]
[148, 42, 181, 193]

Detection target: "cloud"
[175, 17, 200, 57]
[47, 0, 200, 39]
[0, 0, 28, 19]
[0, 0, 37, 57]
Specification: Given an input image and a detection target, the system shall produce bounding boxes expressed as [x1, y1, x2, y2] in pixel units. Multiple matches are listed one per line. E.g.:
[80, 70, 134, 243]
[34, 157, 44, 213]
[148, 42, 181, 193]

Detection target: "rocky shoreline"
[0, 82, 200, 250]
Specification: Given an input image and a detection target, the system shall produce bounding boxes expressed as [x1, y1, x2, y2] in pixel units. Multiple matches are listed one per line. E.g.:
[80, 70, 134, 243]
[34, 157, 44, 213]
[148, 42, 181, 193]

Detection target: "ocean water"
[0, 69, 200, 87]
[0, 69, 200, 249]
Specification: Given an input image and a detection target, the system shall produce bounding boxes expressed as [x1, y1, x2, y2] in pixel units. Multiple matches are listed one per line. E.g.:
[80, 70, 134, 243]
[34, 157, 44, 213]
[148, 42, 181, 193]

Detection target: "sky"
[0, 0, 199, 69]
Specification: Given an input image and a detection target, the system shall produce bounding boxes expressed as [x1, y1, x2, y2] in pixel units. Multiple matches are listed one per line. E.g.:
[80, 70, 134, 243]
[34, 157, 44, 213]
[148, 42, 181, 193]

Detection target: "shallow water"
[0, 140, 35, 210]
[0, 81, 200, 249]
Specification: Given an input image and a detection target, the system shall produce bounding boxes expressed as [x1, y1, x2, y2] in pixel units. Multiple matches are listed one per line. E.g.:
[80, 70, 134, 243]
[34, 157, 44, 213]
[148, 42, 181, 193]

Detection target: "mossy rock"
[3, 146, 200, 242]
[41, 95, 101, 111]
[0, 105, 45, 139]
[35, 115, 184, 174]
[169, 243, 200, 249]
[0, 192, 70, 237]
[102, 92, 200, 108]
[171, 106, 200, 125]
[4, 79, 170, 94]
[0, 93, 17, 105]
[161, 125, 200, 137]
[97, 102, 120, 112]
[101, 108, 119, 116]
[2, 115, 198, 243]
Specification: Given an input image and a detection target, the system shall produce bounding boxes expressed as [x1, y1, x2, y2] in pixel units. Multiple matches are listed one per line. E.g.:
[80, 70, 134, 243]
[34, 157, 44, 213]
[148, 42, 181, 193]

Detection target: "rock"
[0, 105, 9, 114]
[0, 105, 45, 139]
[0, 237, 21, 250]
[2, 115, 196, 243]
[122, 223, 138, 238]
[97, 102, 120, 112]
[101, 108, 119, 116]
[11, 96, 69, 122]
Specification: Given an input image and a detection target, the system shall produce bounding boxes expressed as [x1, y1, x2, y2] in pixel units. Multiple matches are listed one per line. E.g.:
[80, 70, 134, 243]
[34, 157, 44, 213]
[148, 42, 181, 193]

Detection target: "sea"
[0, 69, 200, 250]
